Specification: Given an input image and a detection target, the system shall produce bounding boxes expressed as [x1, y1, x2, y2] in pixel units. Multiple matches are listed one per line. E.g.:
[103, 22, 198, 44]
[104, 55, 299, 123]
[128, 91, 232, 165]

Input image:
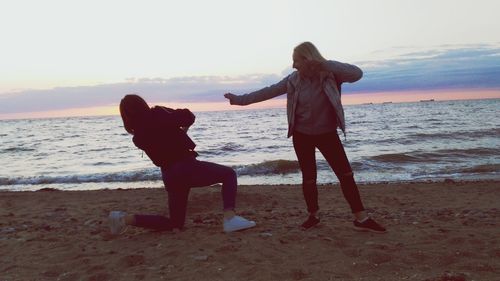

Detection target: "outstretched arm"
[224, 93, 239, 105]
[321, 60, 363, 83]
[224, 76, 288, 105]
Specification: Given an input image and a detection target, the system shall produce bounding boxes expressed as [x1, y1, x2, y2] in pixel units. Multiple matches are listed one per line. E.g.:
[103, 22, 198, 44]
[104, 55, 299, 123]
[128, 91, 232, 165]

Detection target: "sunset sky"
[1, 0, 499, 119]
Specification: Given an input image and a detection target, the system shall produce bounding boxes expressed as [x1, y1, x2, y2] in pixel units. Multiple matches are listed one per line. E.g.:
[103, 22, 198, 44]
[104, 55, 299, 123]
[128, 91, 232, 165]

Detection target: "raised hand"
[224, 93, 237, 105]
[301, 60, 323, 78]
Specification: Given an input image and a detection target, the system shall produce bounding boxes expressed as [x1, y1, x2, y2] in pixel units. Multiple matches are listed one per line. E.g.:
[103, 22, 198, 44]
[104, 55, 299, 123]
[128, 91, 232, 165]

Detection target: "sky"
[1, 0, 499, 119]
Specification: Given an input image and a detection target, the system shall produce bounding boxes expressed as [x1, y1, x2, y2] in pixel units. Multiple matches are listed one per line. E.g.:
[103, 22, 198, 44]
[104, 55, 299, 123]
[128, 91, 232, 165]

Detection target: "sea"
[1, 98, 499, 191]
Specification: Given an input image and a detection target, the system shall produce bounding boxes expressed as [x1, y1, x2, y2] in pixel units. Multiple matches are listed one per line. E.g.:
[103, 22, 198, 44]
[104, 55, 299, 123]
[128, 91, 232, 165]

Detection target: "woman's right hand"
[224, 93, 237, 105]
[301, 60, 323, 78]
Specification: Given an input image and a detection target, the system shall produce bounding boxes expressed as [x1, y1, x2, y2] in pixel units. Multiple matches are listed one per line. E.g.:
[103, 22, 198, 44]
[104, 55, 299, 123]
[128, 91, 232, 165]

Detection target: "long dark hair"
[293, 41, 327, 62]
[119, 94, 150, 134]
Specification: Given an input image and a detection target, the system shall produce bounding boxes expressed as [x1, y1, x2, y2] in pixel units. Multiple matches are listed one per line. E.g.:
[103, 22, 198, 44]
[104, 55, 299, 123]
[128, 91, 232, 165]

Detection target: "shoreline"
[1, 181, 499, 280]
[2, 178, 499, 193]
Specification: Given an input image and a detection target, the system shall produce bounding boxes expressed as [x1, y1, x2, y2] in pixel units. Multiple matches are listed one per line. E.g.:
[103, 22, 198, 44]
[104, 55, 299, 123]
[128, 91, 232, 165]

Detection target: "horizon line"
[1, 89, 499, 121]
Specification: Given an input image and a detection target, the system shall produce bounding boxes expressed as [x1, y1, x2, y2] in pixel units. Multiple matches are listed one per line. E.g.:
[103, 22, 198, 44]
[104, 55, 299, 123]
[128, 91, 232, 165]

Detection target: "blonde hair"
[119, 94, 150, 135]
[293, 41, 327, 62]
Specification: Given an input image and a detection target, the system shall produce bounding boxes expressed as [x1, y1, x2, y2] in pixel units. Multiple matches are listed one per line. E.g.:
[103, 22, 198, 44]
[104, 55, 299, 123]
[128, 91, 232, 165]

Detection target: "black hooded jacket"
[132, 106, 197, 167]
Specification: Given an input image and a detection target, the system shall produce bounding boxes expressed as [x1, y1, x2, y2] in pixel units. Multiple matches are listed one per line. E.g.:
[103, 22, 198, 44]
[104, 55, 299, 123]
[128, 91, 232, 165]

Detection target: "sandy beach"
[1, 180, 499, 281]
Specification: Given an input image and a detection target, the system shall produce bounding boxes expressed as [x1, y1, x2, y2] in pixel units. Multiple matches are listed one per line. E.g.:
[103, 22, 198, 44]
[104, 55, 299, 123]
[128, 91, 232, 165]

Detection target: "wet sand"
[1, 180, 499, 280]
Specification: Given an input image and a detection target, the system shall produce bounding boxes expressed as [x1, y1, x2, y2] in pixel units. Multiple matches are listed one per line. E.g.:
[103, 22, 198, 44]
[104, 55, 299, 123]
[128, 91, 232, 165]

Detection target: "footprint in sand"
[437, 253, 459, 266]
[120, 254, 145, 267]
[366, 250, 392, 265]
[87, 272, 111, 281]
[215, 244, 240, 253]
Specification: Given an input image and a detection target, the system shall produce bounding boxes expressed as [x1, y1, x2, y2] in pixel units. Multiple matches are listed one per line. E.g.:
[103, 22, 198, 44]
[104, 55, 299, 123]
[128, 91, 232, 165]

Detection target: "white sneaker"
[223, 215, 256, 233]
[109, 211, 128, 235]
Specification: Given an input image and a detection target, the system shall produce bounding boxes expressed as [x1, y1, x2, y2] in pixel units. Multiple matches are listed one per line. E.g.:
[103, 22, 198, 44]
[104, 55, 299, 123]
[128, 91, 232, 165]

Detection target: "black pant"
[132, 187, 190, 231]
[292, 130, 365, 214]
[133, 158, 237, 231]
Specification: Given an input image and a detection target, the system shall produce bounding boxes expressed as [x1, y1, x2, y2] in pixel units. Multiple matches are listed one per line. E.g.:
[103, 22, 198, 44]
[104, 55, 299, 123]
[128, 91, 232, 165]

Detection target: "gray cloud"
[1, 45, 499, 114]
[0, 74, 281, 114]
[343, 45, 500, 93]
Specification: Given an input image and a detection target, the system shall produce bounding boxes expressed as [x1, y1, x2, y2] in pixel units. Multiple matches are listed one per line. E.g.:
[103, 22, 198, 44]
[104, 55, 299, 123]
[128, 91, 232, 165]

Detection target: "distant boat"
[420, 99, 435, 102]
[362, 102, 373, 105]
[382, 101, 393, 104]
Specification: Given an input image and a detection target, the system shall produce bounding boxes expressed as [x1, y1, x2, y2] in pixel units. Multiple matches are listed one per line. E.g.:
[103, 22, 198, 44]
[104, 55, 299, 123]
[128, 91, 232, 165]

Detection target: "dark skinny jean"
[292, 130, 365, 214]
[133, 157, 237, 230]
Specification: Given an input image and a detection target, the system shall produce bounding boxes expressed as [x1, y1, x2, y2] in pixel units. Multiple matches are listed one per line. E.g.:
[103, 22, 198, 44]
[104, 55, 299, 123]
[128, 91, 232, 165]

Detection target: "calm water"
[1, 99, 499, 191]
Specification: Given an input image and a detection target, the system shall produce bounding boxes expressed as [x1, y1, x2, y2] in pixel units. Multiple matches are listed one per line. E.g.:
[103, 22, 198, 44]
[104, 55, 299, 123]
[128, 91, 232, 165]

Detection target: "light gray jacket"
[230, 60, 363, 137]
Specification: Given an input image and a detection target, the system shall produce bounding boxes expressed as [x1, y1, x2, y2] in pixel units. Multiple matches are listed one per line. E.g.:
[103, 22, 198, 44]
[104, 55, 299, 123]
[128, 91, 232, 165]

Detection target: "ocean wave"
[1, 147, 36, 153]
[407, 132, 464, 140]
[368, 153, 427, 163]
[220, 142, 245, 151]
[446, 164, 500, 175]
[368, 147, 500, 164]
[198, 143, 248, 156]
[91, 162, 114, 166]
[427, 148, 500, 158]
[0, 169, 161, 186]
[406, 128, 500, 141]
[0, 160, 301, 186]
[88, 147, 111, 152]
[235, 160, 300, 176]
[65, 134, 82, 139]
[412, 163, 500, 179]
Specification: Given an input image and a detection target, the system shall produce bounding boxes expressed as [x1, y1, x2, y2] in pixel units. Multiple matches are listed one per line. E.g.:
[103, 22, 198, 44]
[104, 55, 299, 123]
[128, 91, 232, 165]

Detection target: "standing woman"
[224, 42, 385, 233]
[109, 94, 256, 234]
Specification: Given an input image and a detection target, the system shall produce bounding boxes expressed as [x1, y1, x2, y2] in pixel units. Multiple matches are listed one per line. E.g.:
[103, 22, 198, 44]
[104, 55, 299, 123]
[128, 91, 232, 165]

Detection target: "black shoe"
[353, 217, 387, 233]
[301, 215, 320, 229]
